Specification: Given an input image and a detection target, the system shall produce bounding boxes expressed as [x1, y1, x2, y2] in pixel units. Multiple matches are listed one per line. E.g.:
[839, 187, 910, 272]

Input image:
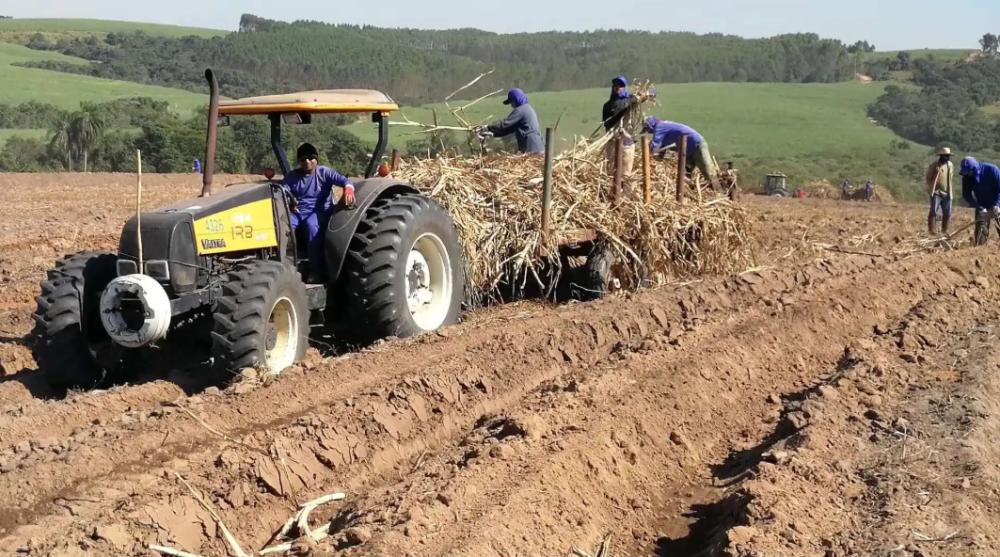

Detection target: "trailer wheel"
[211, 261, 309, 378]
[31, 251, 131, 391]
[573, 244, 616, 301]
[343, 193, 464, 342]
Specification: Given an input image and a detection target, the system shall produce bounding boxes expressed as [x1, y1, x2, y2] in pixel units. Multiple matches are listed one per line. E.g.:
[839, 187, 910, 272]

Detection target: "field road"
[0, 174, 996, 557]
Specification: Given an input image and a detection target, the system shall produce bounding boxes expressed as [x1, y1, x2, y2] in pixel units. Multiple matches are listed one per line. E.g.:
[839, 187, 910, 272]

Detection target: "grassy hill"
[346, 81, 933, 199]
[0, 18, 225, 42]
[0, 42, 208, 111]
[875, 49, 973, 61]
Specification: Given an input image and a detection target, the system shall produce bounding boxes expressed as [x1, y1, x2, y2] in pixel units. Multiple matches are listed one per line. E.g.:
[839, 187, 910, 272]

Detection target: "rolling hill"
[0, 18, 226, 42]
[0, 41, 208, 111]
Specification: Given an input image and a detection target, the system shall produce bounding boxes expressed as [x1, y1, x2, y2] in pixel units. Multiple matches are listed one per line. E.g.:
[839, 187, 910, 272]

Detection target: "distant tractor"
[762, 173, 791, 197]
[30, 69, 465, 390]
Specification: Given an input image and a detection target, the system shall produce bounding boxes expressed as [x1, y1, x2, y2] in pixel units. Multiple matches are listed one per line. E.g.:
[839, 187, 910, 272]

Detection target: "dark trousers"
[974, 208, 1000, 246]
[928, 195, 953, 233]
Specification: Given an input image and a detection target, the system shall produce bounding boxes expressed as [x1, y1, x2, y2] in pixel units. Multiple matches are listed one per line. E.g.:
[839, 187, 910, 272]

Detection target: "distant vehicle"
[761, 173, 791, 197]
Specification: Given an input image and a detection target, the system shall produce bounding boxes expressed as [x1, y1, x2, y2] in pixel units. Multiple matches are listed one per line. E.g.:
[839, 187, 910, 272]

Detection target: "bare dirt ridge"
[0, 174, 995, 557]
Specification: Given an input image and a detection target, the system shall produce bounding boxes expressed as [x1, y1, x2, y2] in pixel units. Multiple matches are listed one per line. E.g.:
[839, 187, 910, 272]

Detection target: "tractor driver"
[282, 142, 355, 283]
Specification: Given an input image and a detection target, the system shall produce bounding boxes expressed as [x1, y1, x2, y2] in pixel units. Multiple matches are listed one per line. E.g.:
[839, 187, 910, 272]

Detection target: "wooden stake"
[541, 127, 554, 239]
[676, 136, 687, 203]
[612, 135, 624, 204]
[641, 137, 651, 204]
[136, 150, 144, 274]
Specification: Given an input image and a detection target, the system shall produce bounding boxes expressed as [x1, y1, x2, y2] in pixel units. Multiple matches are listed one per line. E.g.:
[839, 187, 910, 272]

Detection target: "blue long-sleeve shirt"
[282, 166, 353, 214]
[962, 161, 1000, 209]
[648, 120, 704, 157]
[487, 89, 545, 154]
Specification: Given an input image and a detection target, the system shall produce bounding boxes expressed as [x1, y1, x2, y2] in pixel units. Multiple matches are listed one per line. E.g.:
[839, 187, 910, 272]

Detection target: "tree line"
[14, 14, 860, 105]
[866, 57, 1000, 152]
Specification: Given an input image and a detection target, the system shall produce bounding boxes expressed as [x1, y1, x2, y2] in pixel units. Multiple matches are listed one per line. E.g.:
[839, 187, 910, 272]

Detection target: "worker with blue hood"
[643, 117, 719, 189]
[960, 156, 1000, 245]
[602, 76, 639, 176]
[476, 88, 545, 155]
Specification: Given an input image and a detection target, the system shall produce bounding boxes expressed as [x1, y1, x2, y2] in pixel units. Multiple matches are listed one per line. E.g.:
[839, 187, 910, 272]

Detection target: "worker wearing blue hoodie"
[960, 156, 1000, 245]
[643, 117, 719, 189]
[478, 89, 545, 155]
[602, 76, 639, 176]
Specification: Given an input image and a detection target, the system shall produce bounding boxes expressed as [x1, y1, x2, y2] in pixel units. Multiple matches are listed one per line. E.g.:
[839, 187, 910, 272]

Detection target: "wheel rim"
[405, 232, 453, 331]
[264, 296, 298, 374]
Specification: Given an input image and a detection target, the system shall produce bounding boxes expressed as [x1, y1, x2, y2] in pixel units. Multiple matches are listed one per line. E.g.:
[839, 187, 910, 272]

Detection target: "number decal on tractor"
[204, 218, 224, 233]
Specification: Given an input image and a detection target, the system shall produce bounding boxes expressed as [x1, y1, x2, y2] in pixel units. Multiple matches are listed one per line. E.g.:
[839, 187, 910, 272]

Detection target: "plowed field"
[1, 174, 997, 557]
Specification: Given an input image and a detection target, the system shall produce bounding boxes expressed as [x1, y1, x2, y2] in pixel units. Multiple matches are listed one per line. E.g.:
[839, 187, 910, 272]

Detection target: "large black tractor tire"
[211, 261, 310, 378]
[343, 193, 465, 342]
[572, 244, 616, 302]
[31, 250, 128, 391]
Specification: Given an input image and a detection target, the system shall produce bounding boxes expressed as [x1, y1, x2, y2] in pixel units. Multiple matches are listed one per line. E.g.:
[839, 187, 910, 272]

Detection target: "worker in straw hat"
[642, 117, 720, 190]
[960, 156, 1000, 246]
[925, 147, 955, 235]
[475, 88, 545, 155]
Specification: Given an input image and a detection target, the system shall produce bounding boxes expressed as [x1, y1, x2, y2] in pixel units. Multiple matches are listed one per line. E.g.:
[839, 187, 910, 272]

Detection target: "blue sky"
[2, 0, 991, 51]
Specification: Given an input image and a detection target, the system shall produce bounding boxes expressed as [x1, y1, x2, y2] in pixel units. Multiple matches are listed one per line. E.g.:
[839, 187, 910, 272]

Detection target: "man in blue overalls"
[281, 143, 354, 283]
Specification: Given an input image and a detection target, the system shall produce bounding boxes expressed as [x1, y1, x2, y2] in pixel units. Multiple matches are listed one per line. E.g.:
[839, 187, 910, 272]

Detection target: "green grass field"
[0, 42, 208, 112]
[0, 128, 46, 149]
[0, 18, 226, 41]
[875, 49, 973, 61]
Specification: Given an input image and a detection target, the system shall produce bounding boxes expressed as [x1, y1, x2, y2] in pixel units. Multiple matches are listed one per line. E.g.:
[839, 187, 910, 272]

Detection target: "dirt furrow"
[0, 250, 882, 552]
[335, 251, 995, 557]
[2, 249, 991, 556]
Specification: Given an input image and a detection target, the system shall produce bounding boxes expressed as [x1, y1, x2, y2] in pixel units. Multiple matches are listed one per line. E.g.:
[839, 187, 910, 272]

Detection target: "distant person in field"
[841, 179, 851, 198]
[926, 147, 955, 235]
[865, 179, 873, 201]
[960, 156, 1000, 246]
[476, 88, 544, 155]
[282, 142, 354, 282]
[602, 76, 639, 177]
[643, 117, 719, 189]
[194, 158, 202, 174]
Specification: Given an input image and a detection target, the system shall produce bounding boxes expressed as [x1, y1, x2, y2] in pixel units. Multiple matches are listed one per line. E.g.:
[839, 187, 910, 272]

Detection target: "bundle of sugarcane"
[394, 137, 757, 303]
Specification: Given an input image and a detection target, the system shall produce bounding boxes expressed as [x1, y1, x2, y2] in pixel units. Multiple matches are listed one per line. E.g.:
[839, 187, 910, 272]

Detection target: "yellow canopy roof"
[218, 89, 398, 115]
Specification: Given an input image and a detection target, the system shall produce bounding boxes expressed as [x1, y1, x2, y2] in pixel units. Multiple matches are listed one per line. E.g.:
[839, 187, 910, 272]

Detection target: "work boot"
[941, 215, 950, 235]
[927, 215, 937, 235]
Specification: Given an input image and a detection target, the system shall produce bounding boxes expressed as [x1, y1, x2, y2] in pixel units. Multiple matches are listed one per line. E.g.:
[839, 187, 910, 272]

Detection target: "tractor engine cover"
[99, 274, 172, 348]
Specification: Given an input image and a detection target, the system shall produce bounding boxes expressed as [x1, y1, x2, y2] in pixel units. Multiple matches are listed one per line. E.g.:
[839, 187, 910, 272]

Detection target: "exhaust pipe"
[202, 68, 220, 197]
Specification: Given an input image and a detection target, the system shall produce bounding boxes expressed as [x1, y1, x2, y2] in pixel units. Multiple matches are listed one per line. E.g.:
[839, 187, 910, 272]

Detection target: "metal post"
[676, 135, 687, 203]
[201, 69, 220, 198]
[642, 137, 651, 204]
[541, 127, 554, 239]
[612, 135, 624, 203]
[391, 148, 401, 171]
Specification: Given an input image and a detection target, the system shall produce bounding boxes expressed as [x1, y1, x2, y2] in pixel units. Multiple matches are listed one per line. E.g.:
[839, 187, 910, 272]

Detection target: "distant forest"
[867, 58, 1000, 152]
[14, 14, 861, 103]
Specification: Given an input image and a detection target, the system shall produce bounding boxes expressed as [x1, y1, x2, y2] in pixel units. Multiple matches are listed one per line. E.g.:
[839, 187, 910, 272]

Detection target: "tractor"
[762, 173, 791, 197]
[30, 70, 465, 390]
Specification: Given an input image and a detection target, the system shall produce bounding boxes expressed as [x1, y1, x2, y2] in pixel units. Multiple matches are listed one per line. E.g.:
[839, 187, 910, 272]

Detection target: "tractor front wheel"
[211, 261, 310, 378]
[343, 193, 464, 342]
[31, 251, 133, 391]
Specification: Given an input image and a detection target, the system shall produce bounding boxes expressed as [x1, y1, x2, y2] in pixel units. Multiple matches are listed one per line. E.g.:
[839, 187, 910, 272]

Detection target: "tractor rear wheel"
[31, 251, 131, 391]
[343, 193, 464, 342]
[211, 261, 310, 378]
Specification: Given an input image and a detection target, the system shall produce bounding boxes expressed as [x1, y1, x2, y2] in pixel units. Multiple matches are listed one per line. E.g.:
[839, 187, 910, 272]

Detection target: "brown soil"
[0, 174, 997, 557]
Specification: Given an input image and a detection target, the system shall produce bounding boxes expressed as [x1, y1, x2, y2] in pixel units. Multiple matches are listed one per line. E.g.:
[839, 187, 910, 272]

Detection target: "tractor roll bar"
[366, 112, 389, 179]
[202, 69, 220, 197]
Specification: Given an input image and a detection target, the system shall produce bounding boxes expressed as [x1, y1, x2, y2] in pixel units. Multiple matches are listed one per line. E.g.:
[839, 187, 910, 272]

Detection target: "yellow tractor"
[31, 70, 465, 390]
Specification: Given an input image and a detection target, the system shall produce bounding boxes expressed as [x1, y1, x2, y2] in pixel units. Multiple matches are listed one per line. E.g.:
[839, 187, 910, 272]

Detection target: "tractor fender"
[324, 178, 419, 284]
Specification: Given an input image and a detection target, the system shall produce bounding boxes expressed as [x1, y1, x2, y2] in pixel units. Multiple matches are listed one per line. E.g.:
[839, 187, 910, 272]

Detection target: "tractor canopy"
[201, 70, 398, 195]
[217, 89, 399, 116]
